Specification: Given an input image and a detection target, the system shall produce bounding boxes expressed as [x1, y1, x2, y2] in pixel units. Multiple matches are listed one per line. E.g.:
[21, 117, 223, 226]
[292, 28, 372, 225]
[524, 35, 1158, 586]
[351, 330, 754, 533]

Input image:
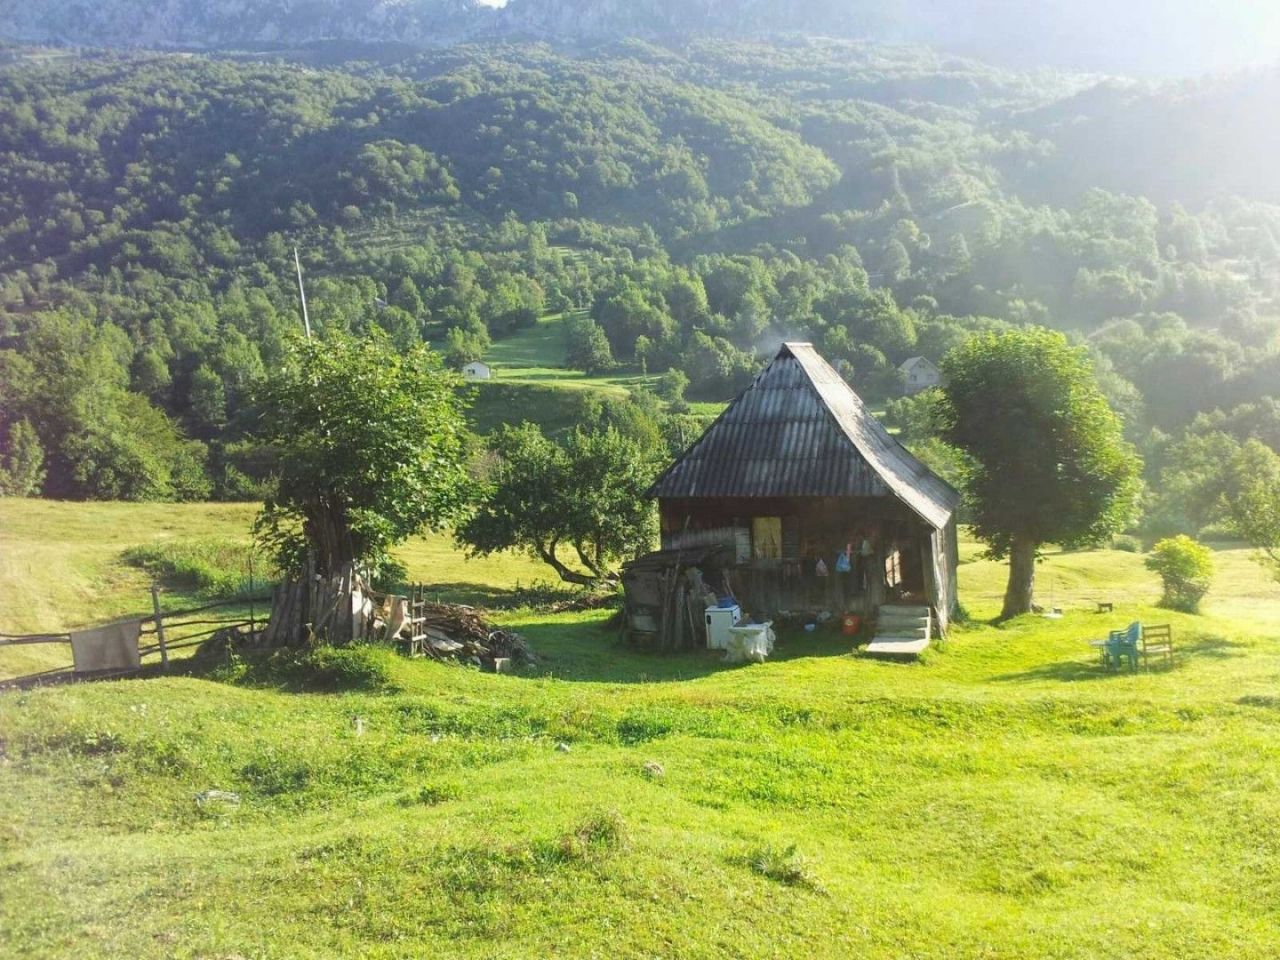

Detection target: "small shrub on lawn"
[1146, 535, 1214, 613]
[745, 843, 823, 892]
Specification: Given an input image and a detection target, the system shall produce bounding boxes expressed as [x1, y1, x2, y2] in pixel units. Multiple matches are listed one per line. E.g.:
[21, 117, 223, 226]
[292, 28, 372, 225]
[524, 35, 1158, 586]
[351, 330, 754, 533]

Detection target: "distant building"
[898, 356, 942, 395]
[462, 360, 492, 380]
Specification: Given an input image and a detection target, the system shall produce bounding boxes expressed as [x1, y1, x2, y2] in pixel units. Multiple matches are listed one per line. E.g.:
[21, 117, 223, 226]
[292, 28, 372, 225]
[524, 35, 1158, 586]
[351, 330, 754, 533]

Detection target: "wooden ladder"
[407, 582, 429, 657]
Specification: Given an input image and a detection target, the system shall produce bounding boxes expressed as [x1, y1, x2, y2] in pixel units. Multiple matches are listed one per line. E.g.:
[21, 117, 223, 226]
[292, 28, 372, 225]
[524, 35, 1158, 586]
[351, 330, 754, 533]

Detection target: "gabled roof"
[648, 343, 960, 529]
[898, 355, 939, 373]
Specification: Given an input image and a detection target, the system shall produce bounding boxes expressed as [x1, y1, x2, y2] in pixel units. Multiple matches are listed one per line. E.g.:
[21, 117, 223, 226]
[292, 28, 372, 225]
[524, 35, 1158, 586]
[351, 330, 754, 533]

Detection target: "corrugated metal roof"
[648, 343, 961, 529]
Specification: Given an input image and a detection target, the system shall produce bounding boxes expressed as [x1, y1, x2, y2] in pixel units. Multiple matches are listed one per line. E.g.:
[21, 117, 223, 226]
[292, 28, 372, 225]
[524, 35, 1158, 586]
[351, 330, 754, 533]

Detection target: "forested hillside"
[1, 39, 1278, 542]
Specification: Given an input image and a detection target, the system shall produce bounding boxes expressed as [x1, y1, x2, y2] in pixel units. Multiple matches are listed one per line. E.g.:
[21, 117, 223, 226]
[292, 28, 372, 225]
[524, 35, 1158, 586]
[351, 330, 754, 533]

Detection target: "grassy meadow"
[2, 499, 1280, 958]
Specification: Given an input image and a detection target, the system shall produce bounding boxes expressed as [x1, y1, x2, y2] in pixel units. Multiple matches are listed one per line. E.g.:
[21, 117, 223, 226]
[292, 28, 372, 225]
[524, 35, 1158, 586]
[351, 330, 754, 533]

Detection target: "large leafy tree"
[458, 424, 657, 585]
[939, 328, 1141, 619]
[252, 330, 470, 577]
[1223, 440, 1280, 581]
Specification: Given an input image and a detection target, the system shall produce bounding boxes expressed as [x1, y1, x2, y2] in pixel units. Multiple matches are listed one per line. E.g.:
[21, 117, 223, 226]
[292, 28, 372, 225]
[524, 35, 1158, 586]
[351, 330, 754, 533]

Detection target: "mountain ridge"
[3, 0, 1278, 76]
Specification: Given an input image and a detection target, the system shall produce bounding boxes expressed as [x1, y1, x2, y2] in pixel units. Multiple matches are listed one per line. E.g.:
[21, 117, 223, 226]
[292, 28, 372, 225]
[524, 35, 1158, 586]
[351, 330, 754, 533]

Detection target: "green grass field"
[451, 312, 680, 437]
[3, 500, 1280, 958]
[455, 311, 662, 399]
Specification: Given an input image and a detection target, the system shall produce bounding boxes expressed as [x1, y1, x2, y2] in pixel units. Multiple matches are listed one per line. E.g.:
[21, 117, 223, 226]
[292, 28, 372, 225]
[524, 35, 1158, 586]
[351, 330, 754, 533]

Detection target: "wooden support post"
[248, 554, 256, 640]
[150, 584, 170, 673]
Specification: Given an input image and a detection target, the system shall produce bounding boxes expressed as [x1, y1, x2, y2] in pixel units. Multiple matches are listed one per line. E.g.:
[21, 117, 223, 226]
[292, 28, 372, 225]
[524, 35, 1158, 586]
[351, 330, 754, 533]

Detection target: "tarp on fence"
[70, 619, 143, 674]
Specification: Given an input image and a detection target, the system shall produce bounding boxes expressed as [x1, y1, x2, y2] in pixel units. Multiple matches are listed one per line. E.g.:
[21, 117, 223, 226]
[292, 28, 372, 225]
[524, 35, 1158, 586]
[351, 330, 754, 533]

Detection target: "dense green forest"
[1, 39, 1278, 541]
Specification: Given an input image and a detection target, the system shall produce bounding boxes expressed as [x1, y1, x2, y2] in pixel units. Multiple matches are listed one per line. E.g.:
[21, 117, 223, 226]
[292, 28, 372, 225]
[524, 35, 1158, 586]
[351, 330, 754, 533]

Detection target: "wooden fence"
[0, 589, 266, 690]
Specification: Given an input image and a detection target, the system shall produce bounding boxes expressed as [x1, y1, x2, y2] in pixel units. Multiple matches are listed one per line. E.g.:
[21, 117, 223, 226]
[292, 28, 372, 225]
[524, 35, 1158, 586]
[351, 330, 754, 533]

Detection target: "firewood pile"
[384, 586, 537, 672]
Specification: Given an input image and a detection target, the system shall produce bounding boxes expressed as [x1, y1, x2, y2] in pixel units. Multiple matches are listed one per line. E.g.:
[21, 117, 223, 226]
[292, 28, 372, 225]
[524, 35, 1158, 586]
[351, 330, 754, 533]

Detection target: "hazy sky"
[470, 0, 1280, 76]
[916, 0, 1280, 75]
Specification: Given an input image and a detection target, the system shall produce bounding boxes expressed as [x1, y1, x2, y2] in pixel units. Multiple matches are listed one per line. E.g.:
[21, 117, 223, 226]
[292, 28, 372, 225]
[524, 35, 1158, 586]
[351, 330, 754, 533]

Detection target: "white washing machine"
[704, 605, 741, 650]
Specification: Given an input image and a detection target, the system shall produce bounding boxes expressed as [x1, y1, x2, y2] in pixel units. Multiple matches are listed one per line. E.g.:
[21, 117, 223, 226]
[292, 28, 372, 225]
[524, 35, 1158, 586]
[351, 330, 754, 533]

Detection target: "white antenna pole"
[294, 246, 312, 339]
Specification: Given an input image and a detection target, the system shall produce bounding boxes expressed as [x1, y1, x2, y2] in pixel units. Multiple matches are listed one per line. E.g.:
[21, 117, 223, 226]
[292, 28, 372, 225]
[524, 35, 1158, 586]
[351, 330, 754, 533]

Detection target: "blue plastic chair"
[1105, 622, 1141, 671]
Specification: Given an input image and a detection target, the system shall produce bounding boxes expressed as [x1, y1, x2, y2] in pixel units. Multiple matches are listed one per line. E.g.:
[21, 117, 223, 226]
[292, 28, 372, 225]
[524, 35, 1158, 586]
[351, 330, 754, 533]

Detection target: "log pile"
[388, 585, 537, 671]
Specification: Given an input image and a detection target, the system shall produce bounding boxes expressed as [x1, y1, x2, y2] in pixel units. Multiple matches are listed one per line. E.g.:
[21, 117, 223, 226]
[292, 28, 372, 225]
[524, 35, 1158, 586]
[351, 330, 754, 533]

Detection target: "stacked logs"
[261, 562, 376, 648]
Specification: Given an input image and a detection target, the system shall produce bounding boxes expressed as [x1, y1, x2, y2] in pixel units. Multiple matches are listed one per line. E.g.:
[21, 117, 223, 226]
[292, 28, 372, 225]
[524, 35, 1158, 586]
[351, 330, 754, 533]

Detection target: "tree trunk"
[303, 498, 356, 576]
[1001, 535, 1038, 620]
[537, 541, 596, 587]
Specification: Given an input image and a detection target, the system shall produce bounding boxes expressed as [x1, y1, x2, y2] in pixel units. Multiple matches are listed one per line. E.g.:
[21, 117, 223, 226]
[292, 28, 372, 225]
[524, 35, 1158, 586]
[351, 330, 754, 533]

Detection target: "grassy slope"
[477, 311, 660, 395]
[0, 500, 551, 678]
[457, 312, 675, 437]
[3, 502, 1280, 958]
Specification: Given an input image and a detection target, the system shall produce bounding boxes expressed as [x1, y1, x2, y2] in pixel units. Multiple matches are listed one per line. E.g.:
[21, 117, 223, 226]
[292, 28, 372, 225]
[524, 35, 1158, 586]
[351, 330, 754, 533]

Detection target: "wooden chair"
[1141, 624, 1174, 669]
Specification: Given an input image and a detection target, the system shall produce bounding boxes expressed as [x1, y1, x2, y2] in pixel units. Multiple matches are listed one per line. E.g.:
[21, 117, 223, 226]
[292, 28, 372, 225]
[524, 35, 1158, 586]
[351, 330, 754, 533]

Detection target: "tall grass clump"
[744, 843, 824, 892]
[553, 810, 629, 862]
[123, 538, 273, 598]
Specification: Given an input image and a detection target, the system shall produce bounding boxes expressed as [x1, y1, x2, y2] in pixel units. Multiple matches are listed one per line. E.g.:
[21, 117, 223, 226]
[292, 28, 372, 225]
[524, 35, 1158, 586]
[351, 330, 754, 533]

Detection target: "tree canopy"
[252, 329, 470, 577]
[939, 328, 1142, 618]
[458, 423, 658, 585]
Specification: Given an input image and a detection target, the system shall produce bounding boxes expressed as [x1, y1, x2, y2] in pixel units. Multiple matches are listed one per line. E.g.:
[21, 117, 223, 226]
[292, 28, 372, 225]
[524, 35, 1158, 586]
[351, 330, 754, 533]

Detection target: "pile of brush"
[382, 590, 537, 672]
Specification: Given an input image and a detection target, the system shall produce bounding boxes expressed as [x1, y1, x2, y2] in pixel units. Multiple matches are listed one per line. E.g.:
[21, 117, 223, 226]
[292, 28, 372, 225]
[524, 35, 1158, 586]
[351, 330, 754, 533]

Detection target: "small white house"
[462, 360, 492, 381]
[898, 356, 942, 395]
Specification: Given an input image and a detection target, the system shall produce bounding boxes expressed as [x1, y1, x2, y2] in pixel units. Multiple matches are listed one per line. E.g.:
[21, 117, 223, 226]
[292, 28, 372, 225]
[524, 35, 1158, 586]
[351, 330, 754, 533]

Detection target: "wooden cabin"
[634, 343, 960, 651]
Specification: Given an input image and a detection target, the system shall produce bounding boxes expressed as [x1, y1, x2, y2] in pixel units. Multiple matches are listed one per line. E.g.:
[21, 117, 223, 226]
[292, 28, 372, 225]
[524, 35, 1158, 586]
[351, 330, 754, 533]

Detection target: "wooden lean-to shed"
[632, 343, 960, 651]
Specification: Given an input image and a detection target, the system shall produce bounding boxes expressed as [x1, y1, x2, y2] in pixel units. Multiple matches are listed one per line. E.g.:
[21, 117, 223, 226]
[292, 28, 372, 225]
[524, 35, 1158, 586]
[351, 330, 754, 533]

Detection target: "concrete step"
[872, 631, 929, 643]
[878, 604, 931, 617]
[865, 636, 931, 656]
[877, 614, 930, 629]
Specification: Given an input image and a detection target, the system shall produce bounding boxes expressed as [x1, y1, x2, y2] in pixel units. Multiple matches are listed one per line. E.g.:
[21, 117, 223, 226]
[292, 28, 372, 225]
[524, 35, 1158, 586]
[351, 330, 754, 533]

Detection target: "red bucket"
[841, 614, 862, 636]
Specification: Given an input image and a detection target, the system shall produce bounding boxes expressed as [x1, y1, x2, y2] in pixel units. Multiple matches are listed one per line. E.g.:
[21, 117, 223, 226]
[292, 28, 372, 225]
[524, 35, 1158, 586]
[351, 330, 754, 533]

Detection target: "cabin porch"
[658, 496, 954, 628]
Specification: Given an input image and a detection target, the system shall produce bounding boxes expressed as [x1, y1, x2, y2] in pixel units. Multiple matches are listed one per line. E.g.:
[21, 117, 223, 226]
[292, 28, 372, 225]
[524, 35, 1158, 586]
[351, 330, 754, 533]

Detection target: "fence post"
[150, 584, 170, 673]
[248, 554, 256, 640]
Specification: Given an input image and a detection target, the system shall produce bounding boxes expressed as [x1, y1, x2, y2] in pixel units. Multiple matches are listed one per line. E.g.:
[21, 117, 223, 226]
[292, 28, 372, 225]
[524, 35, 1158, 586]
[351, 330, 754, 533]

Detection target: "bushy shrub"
[1146, 535, 1214, 613]
[1111, 534, 1143, 553]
